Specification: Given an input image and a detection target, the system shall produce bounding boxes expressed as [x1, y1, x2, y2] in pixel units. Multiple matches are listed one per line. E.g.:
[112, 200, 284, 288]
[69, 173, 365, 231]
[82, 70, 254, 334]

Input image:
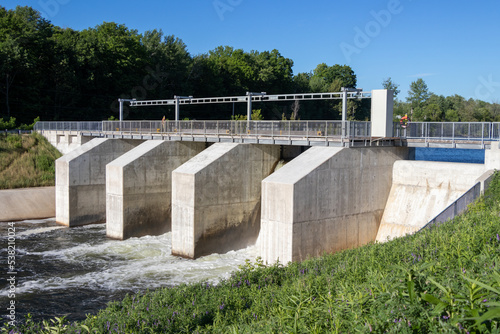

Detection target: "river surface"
[0, 219, 256, 323]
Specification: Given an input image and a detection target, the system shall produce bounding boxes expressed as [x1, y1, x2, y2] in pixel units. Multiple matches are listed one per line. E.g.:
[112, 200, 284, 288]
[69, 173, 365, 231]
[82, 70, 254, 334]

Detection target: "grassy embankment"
[0, 133, 61, 189]
[4, 175, 500, 333]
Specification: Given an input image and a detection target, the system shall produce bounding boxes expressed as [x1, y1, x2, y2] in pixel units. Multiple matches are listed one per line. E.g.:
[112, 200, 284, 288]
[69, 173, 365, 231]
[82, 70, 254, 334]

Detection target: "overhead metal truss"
[129, 91, 371, 108]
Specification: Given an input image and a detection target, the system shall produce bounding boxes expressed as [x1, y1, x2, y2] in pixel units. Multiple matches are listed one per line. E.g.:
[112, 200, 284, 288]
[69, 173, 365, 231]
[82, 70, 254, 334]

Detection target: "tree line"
[1, 5, 498, 127]
[384, 78, 500, 123]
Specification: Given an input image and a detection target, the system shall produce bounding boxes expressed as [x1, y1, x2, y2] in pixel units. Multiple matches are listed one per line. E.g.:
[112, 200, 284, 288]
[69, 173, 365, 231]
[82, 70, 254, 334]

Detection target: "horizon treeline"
[1, 5, 499, 126]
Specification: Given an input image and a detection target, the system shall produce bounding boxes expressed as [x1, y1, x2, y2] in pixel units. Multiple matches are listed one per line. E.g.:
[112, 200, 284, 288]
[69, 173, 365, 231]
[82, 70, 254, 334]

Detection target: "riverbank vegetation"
[0, 132, 61, 189]
[4, 174, 499, 333]
[2, 5, 499, 127]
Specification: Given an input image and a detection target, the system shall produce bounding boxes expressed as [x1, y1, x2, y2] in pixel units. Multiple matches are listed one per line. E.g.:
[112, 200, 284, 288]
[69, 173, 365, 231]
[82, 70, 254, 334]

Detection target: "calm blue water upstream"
[0, 219, 256, 323]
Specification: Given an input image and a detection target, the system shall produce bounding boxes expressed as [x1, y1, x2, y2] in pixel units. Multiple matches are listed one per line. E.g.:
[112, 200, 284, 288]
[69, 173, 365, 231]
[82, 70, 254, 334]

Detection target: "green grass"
[4, 174, 500, 333]
[0, 133, 62, 189]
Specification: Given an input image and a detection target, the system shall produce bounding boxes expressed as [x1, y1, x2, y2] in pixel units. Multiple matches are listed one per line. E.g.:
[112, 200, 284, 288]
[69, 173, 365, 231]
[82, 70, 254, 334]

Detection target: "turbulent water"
[0, 219, 257, 323]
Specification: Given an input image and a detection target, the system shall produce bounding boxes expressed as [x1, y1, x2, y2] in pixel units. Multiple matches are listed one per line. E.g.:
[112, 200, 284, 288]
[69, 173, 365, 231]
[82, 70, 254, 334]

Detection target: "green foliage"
[0, 116, 16, 129]
[5, 173, 500, 333]
[382, 77, 401, 98]
[0, 132, 61, 188]
[407, 78, 430, 113]
[231, 109, 264, 121]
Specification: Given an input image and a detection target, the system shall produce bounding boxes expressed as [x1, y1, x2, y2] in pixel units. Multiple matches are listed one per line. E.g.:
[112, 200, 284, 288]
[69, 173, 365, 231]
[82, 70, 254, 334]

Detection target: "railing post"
[482, 122, 485, 146]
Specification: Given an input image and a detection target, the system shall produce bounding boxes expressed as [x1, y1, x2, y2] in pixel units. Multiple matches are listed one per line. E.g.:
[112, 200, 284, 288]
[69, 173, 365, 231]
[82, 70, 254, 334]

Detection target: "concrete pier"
[171, 143, 280, 259]
[106, 141, 206, 240]
[259, 146, 408, 264]
[56, 138, 141, 227]
[376, 161, 487, 242]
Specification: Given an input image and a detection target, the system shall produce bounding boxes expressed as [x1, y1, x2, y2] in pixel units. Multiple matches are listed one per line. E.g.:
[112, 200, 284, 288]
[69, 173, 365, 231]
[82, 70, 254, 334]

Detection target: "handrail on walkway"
[34, 120, 500, 143]
[395, 122, 500, 141]
[35, 120, 372, 140]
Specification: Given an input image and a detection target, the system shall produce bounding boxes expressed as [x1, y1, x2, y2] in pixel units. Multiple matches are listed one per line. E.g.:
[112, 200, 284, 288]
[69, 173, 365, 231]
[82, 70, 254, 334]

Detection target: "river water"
[0, 219, 256, 323]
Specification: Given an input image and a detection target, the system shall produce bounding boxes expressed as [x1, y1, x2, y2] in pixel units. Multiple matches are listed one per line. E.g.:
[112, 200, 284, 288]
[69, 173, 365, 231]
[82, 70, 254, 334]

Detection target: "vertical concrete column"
[171, 143, 280, 259]
[56, 138, 141, 227]
[371, 89, 394, 138]
[106, 141, 206, 240]
[260, 146, 408, 264]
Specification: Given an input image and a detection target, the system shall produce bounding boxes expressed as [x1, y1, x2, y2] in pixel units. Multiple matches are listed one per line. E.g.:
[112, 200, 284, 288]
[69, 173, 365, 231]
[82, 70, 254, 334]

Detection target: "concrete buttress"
[171, 143, 280, 259]
[106, 141, 206, 240]
[259, 146, 408, 264]
[56, 138, 142, 227]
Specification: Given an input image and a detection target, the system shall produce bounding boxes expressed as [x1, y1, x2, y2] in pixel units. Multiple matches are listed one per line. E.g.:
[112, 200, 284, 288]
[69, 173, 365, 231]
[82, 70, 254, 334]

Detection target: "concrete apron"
[171, 143, 280, 259]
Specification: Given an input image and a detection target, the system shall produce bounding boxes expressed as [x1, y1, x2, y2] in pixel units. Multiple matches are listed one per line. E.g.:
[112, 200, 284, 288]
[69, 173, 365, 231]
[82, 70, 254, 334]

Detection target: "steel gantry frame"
[127, 90, 372, 124]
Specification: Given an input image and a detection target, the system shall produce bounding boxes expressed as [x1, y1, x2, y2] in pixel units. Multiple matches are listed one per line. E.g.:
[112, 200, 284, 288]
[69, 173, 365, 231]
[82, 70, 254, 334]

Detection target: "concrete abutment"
[171, 143, 281, 259]
[106, 141, 206, 240]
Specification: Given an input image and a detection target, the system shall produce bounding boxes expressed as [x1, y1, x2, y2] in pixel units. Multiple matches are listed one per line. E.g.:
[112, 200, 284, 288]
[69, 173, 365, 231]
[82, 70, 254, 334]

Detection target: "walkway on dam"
[35, 120, 500, 149]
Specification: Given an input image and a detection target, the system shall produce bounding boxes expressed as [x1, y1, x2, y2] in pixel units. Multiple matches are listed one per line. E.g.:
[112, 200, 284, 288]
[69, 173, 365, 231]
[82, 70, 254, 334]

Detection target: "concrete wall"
[371, 89, 394, 138]
[56, 138, 141, 227]
[106, 141, 206, 240]
[376, 161, 486, 242]
[171, 143, 280, 259]
[40, 131, 93, 154]
[259, 146, 408, 264]
[0, 187, 55, 222]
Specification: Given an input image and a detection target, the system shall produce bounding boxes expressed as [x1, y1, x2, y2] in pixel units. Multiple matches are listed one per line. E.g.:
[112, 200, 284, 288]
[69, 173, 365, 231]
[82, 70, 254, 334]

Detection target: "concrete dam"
[40, 90, 500, 264]
[51, 137, 497, 264]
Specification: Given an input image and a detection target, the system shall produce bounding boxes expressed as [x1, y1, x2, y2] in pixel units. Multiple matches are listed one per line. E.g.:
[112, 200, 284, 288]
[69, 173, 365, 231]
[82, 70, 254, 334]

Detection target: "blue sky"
[4, 0, 500, 102]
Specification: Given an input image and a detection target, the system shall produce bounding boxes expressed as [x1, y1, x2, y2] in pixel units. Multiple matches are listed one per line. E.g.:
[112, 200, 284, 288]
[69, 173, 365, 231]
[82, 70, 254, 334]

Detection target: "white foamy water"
[0, 219, 257, 321]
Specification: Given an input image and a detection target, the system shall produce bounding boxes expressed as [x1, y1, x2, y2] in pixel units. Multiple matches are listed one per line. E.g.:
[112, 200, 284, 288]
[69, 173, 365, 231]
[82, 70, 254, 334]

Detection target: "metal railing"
[398, 122, 500, 141]
[102, 120, 372, 139]
[34, 121, 103, 132]
[35, 120, 372, 140]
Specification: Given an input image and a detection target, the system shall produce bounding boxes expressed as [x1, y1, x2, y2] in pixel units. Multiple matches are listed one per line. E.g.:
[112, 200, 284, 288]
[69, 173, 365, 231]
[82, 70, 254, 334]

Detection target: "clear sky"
[4, 0, 500, 102]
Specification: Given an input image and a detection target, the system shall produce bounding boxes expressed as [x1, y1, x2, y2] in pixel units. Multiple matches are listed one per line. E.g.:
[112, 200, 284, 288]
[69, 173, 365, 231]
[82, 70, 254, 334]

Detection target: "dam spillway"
[38, 88, 500, 263]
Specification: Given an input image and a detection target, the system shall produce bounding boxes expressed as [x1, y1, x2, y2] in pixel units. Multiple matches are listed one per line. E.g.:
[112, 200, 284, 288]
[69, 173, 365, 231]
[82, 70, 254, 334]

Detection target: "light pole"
[118, 98, 136, 121]
[246, 92, 266, 131]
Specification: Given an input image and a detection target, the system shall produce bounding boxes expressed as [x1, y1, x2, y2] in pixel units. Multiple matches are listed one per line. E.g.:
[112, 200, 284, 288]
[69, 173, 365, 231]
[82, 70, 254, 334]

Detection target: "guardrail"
[399, 122, 500, 141]
[33, 120, 500, 144]
[34, 121, 103, 132]
[35, 120, 372, 140]
[102, 120, 371, 138]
